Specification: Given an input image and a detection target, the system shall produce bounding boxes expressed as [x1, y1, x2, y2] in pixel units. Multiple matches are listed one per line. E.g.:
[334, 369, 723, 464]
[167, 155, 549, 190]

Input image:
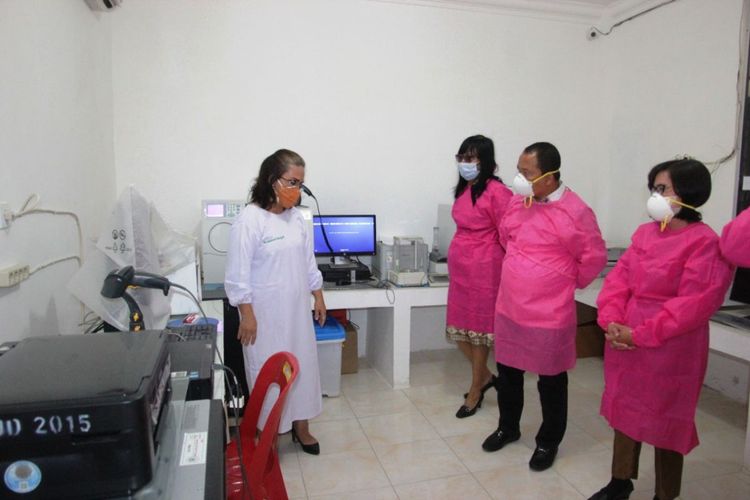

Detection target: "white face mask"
[647, 192, 676, 230]
[512, 172, 533, 197]
[647, 192, 697, 231]
[457, 162, 479, 181]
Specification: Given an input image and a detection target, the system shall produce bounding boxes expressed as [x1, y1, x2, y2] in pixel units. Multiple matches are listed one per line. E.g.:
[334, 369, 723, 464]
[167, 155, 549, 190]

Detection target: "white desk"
[576, 279, 750, 469]
[320, 285, 448, 389]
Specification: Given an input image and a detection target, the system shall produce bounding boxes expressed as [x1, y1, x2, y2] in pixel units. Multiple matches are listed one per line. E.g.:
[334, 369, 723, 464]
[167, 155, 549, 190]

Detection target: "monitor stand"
[329, 256, 357, 269]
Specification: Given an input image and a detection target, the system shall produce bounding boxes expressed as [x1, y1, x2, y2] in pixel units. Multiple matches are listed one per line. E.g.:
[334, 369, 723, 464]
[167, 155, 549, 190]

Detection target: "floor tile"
[358, 410, 440, 450]
[420, 401, 500, 438]
[393, 474, 492, 499]
[309, 486, 399, 499]
[298, 448, 390, 497]
[314, 395, 356, 422]
[375, 438, 468, 485]
[346, 389, 418, 418]
[474, 462, 585, 499]
[341, 368, 393, 395]
[308, 418, 371, 455]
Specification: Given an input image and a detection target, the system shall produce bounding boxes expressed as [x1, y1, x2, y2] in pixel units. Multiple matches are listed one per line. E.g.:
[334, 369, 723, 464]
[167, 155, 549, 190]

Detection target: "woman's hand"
[237, 304, 258, 346]
[605, 323, 635, 351]
[312, 289, 327, 326]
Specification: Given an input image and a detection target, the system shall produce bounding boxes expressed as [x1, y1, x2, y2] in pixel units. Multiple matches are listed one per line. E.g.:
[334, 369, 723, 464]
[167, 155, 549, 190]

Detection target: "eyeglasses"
[278, 177, 303, 188]
[651, 184, 673, 195]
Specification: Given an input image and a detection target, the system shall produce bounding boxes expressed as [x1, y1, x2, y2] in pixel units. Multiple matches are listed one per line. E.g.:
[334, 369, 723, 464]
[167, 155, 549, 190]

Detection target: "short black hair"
[647, 158, 711, 222]
[249, 149, 305, 210]
[523, 142, 561, 181]
[453, 135, 501, 205]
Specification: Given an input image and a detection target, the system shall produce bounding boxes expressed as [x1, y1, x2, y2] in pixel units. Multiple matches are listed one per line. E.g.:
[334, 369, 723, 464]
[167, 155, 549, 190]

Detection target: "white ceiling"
[371, 0, 674, 25]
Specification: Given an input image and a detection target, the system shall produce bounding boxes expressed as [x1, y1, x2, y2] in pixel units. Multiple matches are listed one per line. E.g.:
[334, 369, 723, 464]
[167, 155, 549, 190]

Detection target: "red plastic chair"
[225, 351, 299, 500]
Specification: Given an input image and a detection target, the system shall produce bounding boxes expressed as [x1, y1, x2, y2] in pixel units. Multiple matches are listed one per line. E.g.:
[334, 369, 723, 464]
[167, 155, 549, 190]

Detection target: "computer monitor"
[313, 215, 376, 257]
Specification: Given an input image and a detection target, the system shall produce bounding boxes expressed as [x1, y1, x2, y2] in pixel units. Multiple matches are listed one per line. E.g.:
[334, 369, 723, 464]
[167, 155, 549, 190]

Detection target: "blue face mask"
[457, 162, 479, 181]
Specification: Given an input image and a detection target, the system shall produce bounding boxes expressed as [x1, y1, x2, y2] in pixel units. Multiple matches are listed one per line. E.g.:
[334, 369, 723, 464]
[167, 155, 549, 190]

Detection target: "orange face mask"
[276, 181, 301, 208]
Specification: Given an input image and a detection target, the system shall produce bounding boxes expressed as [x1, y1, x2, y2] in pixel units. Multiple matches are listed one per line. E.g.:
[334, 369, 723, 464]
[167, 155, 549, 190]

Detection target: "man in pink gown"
[482, 142, 606, 472]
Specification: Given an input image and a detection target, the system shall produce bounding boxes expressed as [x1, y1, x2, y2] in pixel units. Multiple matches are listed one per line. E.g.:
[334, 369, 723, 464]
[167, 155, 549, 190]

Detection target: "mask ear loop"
[660, 199, 697, 231]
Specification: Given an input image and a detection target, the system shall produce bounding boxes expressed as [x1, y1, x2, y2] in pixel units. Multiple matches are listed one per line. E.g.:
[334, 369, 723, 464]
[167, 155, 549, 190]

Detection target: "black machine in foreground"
[0, 331, 223, 499]
[0, 332, 171, 498]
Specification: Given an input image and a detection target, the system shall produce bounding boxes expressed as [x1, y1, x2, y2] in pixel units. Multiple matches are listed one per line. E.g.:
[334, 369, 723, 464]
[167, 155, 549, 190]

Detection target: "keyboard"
[711, 312, 750, 331]
[165, 323, 217, 342]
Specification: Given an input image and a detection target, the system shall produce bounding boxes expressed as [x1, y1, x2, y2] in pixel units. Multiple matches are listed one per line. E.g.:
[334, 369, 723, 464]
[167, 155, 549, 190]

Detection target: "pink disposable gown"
[494, 188, 606, 375]
[447, 180, 512, 335]
[597, 222, 734, 454]
[720, 206, 750, 267]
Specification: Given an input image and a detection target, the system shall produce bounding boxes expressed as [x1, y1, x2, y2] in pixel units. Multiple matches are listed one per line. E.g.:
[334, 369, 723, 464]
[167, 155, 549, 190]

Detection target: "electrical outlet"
[0, 202, 9, 229]
[0, 264, 30, 287]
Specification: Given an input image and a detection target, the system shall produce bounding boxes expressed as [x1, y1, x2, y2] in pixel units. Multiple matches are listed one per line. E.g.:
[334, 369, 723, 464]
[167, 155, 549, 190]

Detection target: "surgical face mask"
[512, 169, 560, 207]
[646, 192, 696, 231]
[275, 181, 301, 208]
[457, 161, 479, 181]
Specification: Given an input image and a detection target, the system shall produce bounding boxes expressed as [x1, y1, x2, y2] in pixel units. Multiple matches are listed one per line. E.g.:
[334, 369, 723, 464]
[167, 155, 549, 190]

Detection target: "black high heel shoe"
[457, 375, 497, 419]
[462, 374, 498, 399]
[291, 428, 320, 455]
[456, 392, 484, 418]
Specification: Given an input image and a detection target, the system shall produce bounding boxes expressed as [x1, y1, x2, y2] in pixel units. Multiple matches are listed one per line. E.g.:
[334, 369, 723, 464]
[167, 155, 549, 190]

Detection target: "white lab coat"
[225, 204, 323, 433]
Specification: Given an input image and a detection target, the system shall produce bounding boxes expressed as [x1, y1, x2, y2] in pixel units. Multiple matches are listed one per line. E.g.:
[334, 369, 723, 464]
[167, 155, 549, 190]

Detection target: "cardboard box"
[575, 301, 604, 358]
[341, 324, 359, 374]
[576, 323, 605, 358]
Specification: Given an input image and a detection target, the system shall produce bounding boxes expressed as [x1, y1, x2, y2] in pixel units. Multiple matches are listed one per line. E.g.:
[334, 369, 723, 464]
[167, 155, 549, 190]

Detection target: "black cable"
[306, 191, 335, 256]
[591, 0, 678, 37]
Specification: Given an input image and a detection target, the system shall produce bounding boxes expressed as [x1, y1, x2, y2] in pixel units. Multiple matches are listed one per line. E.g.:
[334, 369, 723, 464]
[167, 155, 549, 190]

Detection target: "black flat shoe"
[463, 374, 498, 399]
[529, 445, 558, 471]
[481, 428, 520, 452]
[291, 428, 320, 455]
[587, 478, 634, 500]
[456, 393, 484, 418]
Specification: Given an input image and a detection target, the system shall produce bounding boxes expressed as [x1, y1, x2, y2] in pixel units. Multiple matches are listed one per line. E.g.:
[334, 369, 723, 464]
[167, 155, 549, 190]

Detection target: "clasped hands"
[605, 323, 636, 351]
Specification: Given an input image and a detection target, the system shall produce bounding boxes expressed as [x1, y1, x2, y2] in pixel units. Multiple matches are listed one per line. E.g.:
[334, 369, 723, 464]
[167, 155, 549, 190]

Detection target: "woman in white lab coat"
[225, 149, 326, 455]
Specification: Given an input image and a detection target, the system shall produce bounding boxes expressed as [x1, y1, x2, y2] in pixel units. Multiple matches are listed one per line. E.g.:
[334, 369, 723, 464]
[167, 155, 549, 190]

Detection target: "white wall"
[111, 0, 609, 239]
[598, 0, 743, 245]
[0, 0, 115, 343]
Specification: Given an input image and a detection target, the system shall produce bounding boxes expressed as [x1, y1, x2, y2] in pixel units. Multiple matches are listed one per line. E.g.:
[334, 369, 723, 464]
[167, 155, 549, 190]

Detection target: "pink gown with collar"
[597, 221, 734, 454]
[494, 188, 607, 375]
[446, 180, 512, 336]
[720, 206, 750, 267]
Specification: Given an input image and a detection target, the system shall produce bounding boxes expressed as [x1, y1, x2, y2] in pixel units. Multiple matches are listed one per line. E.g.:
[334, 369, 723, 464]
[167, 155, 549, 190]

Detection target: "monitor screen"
[313, 215, 376, 256]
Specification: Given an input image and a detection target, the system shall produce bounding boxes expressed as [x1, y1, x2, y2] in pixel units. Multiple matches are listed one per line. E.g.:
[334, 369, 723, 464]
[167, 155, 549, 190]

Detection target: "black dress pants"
[496, 361, 568, 448]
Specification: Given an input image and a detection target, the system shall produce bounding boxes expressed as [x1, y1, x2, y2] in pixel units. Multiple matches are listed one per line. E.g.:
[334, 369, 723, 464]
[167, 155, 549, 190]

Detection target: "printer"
[0, 332, 171, 499]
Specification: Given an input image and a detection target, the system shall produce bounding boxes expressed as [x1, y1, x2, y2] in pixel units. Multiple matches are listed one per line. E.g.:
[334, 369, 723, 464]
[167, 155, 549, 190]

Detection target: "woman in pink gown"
[589, 159, 734, 500]
[446, 135, 512, 418]
[720, 206, 750, 267]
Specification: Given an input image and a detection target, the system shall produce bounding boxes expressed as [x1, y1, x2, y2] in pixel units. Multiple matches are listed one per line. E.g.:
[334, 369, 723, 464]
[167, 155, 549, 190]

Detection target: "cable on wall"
[590, 0, 679, 38]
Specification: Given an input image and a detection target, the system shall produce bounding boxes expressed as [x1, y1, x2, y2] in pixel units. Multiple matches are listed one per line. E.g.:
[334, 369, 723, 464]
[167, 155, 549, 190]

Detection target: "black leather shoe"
[456, 393, 484, 418]
[291, 428, 320, 455]
[529, 446, 558, 471]
[481, 428, 520, 452]
[587, 478, 634, 500]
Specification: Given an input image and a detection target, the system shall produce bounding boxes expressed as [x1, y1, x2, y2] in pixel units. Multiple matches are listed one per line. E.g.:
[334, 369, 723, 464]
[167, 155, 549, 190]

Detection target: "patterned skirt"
[445, 325, 494, 347]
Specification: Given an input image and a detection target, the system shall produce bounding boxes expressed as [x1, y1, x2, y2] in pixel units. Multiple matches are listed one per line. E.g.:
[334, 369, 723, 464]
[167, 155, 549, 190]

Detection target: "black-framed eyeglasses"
[651, 184, 672, 195]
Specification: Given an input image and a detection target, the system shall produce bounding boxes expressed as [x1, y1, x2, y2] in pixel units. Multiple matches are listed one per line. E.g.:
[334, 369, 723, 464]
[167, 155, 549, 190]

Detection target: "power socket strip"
[0, 264, 30, 287]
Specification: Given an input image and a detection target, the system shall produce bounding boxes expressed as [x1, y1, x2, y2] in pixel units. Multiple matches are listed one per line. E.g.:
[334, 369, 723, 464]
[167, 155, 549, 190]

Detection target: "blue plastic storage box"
[313, 316, 345, 397]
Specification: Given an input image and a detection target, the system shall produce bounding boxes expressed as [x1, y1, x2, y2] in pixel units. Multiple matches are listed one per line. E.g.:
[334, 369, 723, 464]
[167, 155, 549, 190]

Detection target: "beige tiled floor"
[278, 351, 750, 499]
